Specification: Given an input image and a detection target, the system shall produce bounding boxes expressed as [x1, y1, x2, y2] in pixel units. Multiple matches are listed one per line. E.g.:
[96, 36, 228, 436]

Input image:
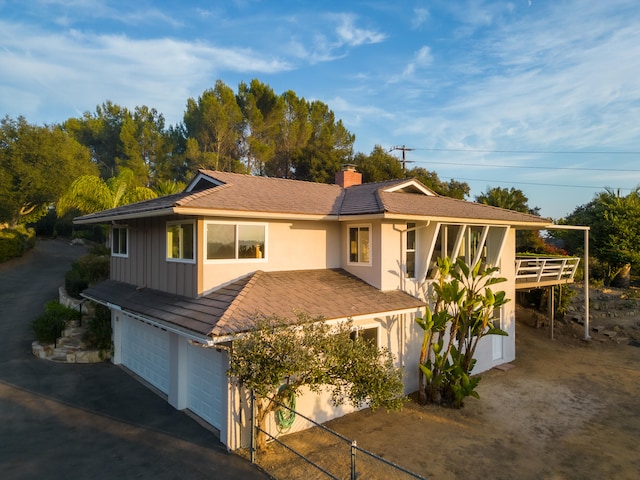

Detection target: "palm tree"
[57, 168, 157, 217]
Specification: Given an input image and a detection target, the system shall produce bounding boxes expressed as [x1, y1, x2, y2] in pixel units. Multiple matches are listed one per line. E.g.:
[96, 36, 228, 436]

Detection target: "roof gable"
[185, 171, 224, 192]
[382, 178, 436, 196]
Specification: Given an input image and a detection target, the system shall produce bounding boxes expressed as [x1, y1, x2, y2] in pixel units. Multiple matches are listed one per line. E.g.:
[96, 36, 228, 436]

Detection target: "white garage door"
[121, 315, 170, 394]
[187, 345, 226, 430]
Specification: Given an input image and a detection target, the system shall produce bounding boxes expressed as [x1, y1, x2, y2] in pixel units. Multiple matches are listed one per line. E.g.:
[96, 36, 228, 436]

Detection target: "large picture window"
[167, 221, 195, 262]
[112, 226, 128, 257]
[206, 222, 266, 261]
[349, 225, 371, 264]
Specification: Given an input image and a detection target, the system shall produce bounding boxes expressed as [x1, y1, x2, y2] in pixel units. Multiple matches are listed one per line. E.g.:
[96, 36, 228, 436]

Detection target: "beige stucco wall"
[227, 312, 423, 450]
[200, 218, 341, 294]
[340, 220, 382, 289]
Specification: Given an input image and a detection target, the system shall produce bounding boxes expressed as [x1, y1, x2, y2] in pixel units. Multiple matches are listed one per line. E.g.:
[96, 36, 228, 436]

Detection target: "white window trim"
[350, 323, 380, 349]
[203, 221, 268, 264]
[166, 220, 196, 264]
[404, 222, 417, 279]
[347, 224, 372, 266]
[111, 226, 128, 258]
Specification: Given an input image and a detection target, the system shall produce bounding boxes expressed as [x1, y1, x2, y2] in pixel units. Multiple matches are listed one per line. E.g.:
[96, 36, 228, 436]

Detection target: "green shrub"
[65, 252, 110, 298]
[83, 304, 112, 351]
[0, 226, 36, 262]
[31, 301, 80, 344]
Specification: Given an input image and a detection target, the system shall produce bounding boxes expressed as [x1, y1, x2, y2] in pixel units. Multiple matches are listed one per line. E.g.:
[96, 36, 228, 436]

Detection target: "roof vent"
[335, 165, 362, 188]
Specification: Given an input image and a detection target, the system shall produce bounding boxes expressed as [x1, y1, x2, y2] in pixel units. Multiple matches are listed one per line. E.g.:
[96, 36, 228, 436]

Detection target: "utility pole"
[390, 145, 414, 171]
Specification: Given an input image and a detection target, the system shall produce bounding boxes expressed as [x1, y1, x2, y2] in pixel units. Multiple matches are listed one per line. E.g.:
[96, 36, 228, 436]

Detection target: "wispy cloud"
[411, 8, 430, 29]
[387, 45, 433, 84]
[0, 20, 291, 123]
[333, 13, 386, 47]
[289, 13, 387, 64]
[401, 1, 640, 154]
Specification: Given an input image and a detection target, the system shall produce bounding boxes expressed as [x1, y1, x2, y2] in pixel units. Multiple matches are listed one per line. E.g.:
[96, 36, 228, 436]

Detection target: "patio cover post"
[543, 224, 590, 341]
[583, 228, 590, 340]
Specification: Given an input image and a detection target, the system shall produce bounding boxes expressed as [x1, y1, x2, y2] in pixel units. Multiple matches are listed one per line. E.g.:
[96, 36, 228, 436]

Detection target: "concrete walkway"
[0, 238, 268, 480]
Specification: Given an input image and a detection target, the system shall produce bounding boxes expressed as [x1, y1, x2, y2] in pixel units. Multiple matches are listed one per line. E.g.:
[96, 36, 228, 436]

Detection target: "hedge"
[0, 226, 36, 263]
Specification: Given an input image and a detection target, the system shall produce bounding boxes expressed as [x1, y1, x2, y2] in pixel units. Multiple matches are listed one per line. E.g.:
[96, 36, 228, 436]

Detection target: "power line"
[411, 160, 640, 173]
[446, 176, 636, 191]
[412, 147, 640, 155]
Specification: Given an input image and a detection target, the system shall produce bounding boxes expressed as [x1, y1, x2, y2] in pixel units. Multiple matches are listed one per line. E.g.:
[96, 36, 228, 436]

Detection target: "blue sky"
[2, 0, 640, 220]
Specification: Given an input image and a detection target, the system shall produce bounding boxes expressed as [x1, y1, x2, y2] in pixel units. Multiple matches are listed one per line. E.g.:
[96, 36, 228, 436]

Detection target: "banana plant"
[416, 257, 509, 407]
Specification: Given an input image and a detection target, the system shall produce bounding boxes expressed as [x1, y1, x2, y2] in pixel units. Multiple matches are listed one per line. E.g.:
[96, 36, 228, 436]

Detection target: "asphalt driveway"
[0, 238, 267, 480]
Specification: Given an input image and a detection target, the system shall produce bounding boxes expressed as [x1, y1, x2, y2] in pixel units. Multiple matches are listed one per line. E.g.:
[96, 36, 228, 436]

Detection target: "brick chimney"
[335, 164, 362, 188]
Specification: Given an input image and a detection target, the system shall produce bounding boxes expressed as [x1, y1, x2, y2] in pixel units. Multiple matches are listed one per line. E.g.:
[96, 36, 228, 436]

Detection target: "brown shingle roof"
[74, 169, 549, 225]
[185, 170, 344, 216]
[82, 269, 425, 339]
[377, 190, 548, 224]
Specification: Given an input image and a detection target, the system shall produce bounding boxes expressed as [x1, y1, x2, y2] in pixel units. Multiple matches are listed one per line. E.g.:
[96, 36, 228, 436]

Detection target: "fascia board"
[338, 213, 386, 221]
[379, 213, 549, 227]
[173, 207, 340, 221]
[209, 306, 424, 343]
[73, 207, 177, 225]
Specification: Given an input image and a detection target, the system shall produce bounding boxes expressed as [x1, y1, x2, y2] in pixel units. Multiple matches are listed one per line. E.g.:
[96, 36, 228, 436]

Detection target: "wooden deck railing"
[515, 256, 580, 289]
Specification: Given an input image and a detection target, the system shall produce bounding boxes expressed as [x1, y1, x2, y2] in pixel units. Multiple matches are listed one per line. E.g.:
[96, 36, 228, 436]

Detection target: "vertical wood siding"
[111, 217, 197, 297]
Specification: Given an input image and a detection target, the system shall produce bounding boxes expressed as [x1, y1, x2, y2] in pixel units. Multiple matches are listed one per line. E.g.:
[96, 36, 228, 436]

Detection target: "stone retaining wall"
[31, 288, 109, 363]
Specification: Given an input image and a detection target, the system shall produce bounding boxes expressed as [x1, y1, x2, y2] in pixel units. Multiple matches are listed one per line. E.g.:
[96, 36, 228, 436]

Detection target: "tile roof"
[74, 169, 549, 225]
[82, 269, 425, 339]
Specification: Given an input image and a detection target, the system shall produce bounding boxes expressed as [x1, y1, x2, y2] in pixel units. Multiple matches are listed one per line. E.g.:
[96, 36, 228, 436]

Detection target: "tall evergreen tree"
[183, 80, 245, 172]
[295, 101, 354, 183]
[237, 79, 283, 175]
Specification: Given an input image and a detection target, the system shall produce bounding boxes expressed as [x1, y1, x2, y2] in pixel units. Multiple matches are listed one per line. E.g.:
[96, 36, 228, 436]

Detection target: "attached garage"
[187, 344, 227, 431]
[120, 314, 170, 394]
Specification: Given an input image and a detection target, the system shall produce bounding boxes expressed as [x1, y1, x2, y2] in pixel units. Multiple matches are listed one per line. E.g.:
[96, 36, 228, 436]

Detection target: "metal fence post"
[250, 390, 256, 464]
[351, 440, 357, 480]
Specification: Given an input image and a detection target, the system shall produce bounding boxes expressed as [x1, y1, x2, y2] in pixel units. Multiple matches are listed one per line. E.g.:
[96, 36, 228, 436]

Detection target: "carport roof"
[82, 269, 425, 339]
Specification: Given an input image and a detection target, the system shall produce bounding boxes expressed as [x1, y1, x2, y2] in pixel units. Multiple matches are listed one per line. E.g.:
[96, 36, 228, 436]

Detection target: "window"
[427, 224, 504, 279]
[459, 225, 487, 267]
[349, 225, 370, 264]
[206, 222, 266, 261]
[350, 326, 379, 348]
[428, 224, 461, 278]
[112, 226, 128, 257]
[167, 221, 195, 262]
[406, 222, 416, 278]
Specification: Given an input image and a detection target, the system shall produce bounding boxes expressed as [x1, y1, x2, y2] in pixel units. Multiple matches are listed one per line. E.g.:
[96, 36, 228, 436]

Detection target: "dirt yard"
[256, 285, 640, 479]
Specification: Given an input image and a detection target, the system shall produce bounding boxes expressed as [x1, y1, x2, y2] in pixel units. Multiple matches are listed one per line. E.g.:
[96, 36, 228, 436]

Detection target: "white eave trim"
[383, 179, 437, 196]
[379, 212, 549, 227]
[208, 305, 423, 343]
[185, 171, 224, 192]
[173, 207, 340, 221]
[73, 207, 177, 225]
